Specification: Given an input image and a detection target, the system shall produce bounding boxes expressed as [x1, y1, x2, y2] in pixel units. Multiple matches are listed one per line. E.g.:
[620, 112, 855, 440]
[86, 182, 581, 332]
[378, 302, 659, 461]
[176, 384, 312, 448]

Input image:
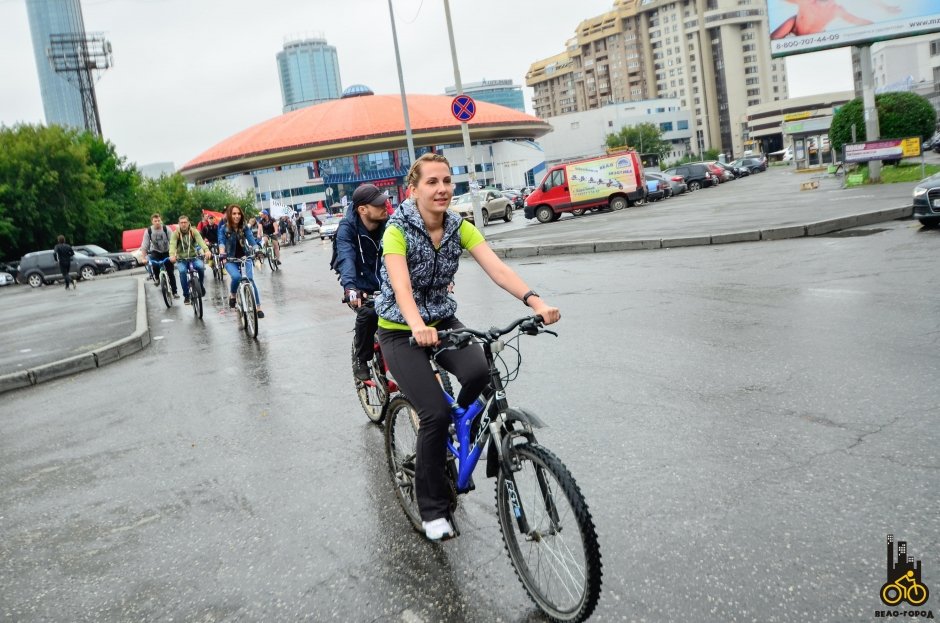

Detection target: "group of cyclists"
[141, 153, 559, 542]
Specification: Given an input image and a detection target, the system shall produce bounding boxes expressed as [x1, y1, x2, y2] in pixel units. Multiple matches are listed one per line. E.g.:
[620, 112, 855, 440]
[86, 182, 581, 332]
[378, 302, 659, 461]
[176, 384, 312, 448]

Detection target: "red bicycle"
[351, 295, 452, 424]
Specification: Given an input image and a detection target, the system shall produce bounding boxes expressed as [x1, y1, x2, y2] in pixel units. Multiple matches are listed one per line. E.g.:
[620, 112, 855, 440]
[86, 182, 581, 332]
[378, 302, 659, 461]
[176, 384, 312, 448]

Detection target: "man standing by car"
[141, 213, 179, 298]
[331, 184, 389, 380]
[53, 235, 75, 290]
[169, 215, 211, 305]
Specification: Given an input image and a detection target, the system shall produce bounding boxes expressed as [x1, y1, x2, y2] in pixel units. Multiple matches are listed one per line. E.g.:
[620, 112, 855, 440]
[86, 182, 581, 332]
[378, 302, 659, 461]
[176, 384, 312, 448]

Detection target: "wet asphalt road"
[2, 223, 939, 622]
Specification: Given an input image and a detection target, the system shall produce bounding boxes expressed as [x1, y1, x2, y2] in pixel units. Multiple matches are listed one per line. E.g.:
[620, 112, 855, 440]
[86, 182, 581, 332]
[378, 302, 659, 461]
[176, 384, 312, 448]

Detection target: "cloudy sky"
[0, 0, 853, 169]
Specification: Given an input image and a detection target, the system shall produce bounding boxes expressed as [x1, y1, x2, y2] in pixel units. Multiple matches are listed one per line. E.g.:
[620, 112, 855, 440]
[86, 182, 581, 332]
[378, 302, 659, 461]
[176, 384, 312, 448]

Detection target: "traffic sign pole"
[444, 0, 484, 227]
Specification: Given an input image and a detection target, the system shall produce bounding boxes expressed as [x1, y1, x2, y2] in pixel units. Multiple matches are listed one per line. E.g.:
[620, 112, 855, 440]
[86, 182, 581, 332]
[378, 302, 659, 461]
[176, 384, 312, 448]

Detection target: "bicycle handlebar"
[408, 315, 552, 349]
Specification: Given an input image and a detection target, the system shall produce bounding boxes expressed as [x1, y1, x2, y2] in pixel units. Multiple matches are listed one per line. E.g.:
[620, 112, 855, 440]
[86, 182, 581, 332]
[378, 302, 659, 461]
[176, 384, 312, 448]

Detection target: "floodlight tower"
[47, 31, 112, 137]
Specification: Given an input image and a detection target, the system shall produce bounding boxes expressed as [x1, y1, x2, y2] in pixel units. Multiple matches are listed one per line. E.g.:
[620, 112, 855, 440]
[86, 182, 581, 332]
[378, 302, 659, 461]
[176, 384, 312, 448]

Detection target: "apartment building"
[526, 0, 788, 158]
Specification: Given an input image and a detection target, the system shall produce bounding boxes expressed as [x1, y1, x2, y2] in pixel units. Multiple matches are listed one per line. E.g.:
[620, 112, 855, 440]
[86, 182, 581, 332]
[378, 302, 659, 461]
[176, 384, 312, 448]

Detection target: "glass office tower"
[277, 37, 342, 113]
[26, 0, 87, 129]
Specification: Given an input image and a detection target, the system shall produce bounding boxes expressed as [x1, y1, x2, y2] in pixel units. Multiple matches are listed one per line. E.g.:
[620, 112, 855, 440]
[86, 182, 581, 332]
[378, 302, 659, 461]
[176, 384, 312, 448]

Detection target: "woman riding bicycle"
[218, 204, 265, 319]
[376, 153, 559, 541]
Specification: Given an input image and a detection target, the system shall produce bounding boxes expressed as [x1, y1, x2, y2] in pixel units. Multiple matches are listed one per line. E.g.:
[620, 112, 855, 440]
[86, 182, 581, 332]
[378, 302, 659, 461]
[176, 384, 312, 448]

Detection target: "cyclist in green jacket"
[169, 215, 211, 305]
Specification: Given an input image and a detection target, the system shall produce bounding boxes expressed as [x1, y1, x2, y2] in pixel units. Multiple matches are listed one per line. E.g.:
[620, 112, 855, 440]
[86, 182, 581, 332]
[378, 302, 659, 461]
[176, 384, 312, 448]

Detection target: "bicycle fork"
[488, 413, 561, 540]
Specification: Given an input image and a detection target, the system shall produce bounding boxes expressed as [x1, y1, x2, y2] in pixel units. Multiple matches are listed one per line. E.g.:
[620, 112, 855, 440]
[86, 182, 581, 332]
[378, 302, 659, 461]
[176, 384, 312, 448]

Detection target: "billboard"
[768, 1, 940, 58]
[843, 137, 922, 163]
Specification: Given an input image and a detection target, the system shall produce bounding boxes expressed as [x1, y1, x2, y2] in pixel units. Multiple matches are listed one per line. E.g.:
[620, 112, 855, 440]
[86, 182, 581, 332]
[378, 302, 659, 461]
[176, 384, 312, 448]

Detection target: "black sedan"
[912, 172, 940, 227]
[73, 244, 137, 270]
[730, 157, 767, 174]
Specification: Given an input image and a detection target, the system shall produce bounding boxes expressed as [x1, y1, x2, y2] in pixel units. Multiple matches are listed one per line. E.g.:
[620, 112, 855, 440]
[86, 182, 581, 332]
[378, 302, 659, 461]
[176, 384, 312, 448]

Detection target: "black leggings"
[378, 316, 489, 522]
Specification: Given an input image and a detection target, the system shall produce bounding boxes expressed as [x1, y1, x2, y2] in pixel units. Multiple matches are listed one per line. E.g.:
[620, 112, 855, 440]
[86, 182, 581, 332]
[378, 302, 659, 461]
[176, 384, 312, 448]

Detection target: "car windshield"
[73, 252, 91, 258]
[82, 244, 109, 254]
[453, 194, 474, 206]
[325, 216, 343, 225]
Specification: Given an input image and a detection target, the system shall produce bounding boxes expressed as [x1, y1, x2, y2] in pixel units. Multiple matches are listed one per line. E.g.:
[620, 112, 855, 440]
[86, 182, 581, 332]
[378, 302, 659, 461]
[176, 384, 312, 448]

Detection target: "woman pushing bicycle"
[375, 153, 559, 541]
[218, 204, 265, 318]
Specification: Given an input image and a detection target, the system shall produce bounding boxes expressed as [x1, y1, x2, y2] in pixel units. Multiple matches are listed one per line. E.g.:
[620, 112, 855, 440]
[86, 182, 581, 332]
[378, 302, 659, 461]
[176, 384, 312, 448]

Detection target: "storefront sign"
[783, 111, 812, 122]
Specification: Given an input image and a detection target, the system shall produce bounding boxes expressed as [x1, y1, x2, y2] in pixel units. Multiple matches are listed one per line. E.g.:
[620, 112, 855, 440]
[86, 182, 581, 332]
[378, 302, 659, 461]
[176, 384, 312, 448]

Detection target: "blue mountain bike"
[385, 315, 602, 623]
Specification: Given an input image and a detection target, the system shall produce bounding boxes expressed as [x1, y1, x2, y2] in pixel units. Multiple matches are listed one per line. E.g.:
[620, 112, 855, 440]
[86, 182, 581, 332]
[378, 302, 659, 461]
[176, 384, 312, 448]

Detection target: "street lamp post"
[388, 0, 416, 167]
[443, 0, 484, 226]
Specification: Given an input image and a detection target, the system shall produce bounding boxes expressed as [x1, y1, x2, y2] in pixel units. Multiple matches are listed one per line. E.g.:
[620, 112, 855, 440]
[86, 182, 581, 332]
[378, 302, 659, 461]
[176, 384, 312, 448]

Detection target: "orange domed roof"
[180, 94, 550, 181]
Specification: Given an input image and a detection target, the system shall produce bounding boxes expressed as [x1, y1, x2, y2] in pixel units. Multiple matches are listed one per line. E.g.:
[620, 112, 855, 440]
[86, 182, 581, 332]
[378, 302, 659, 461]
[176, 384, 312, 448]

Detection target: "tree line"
[0, 124, 255, 261]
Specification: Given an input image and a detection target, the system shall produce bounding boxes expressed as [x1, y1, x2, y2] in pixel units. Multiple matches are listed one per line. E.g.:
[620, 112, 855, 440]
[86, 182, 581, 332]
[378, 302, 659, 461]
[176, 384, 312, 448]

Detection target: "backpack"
[328, 228, 340, 279]
[146, 225, 171, 253]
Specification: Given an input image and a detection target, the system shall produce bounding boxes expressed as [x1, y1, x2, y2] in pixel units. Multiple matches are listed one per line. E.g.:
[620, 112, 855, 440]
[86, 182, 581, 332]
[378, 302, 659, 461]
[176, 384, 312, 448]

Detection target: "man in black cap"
[331, 183, 390, 380]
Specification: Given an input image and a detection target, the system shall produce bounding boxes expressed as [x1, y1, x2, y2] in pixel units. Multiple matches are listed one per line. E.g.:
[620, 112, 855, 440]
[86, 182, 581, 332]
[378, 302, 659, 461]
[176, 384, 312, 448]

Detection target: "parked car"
[73, 244, 137, 270]
[501, 190, 524, 210]
[701, 161, 733, 183]
[318, 215, 343, 240]
[0, 272, 14, 287]
[0, 261, 19, 282]
[450, 190, 513, 225]
[17, 250, 115, 287]
[912, 172, 940, 227]
[730, 157, 767, 174]
[644, 177, 667, 202]
[646, 170, 686, 196]
[299, 211, 321, 236]
[662, 163, 715, 191]
[923, 132, 940, 151]
[710, 161, 741, 181]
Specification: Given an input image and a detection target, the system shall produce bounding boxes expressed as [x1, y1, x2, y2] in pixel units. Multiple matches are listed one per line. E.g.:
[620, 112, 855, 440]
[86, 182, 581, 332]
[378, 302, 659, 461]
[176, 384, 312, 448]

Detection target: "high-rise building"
[444, 79, 526, 112]
[25, 0, 88, 130]
[526, 0, 788, 158]
[277, 36, 342, 113]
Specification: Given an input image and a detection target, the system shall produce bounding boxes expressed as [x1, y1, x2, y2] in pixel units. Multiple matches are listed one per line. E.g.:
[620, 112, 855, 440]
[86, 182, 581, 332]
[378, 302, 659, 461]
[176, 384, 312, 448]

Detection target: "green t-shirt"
[378, 220, 485, 330]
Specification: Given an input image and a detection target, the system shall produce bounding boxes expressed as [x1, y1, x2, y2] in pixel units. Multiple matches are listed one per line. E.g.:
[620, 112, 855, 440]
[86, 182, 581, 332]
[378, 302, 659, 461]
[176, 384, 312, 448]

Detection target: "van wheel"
[609, 196, 628, 211]
[535, 206, 554, 224]
[27, 272, 44, 288]
[571, 209, 586, 216]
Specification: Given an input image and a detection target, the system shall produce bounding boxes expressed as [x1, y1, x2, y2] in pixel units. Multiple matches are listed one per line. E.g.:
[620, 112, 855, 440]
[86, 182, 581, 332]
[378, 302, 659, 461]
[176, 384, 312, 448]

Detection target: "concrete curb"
[490, 205, 912, 259]
[0, 277, 150, 395]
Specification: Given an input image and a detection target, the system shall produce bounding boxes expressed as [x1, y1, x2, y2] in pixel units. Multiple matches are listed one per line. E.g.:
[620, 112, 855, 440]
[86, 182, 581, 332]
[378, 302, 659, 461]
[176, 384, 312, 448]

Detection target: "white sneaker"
[422, 518, 455, 541]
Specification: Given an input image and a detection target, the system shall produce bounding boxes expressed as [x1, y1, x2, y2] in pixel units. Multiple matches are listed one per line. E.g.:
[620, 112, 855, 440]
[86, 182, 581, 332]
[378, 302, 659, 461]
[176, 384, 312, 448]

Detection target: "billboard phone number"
[773, 33, 841, 50]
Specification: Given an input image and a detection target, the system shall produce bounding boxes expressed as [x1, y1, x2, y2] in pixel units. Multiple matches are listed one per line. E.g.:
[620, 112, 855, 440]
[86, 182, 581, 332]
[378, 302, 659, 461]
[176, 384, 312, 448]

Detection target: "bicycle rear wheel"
[496, 443, 602, 623]
[385, 396, 423, 533]
[353, 343, 388, 424]
[242, 284, 258, 337]
[160, 271, 172, 308]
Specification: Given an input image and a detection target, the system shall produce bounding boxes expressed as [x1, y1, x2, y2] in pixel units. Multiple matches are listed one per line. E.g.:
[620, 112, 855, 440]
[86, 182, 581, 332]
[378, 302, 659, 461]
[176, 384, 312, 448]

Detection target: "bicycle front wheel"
[385, 396, 423, 533]
[353, 343, 388, 424]
[267, 251, 277, 271]
[496, 443, 602, 623]
[242, 285, 258, 338]
[160, 271, 172, 308]
[191, 281, 203, 319]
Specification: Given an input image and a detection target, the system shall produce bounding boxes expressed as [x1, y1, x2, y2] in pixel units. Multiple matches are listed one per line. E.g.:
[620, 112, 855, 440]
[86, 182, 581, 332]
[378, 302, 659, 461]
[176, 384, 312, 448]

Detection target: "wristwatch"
[522, 290, 539, 307]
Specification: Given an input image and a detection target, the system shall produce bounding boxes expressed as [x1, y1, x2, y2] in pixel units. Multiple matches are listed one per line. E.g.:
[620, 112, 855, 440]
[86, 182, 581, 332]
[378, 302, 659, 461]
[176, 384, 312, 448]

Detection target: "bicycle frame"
[424, 317, 553, 534]
[147, 256, 172, 276]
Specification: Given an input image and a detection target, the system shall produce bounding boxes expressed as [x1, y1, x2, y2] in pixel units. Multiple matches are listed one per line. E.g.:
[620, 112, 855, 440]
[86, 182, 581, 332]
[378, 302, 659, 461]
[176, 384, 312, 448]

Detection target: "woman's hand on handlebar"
[531, 302, 560, 325]
[411, 324, 439, 348]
